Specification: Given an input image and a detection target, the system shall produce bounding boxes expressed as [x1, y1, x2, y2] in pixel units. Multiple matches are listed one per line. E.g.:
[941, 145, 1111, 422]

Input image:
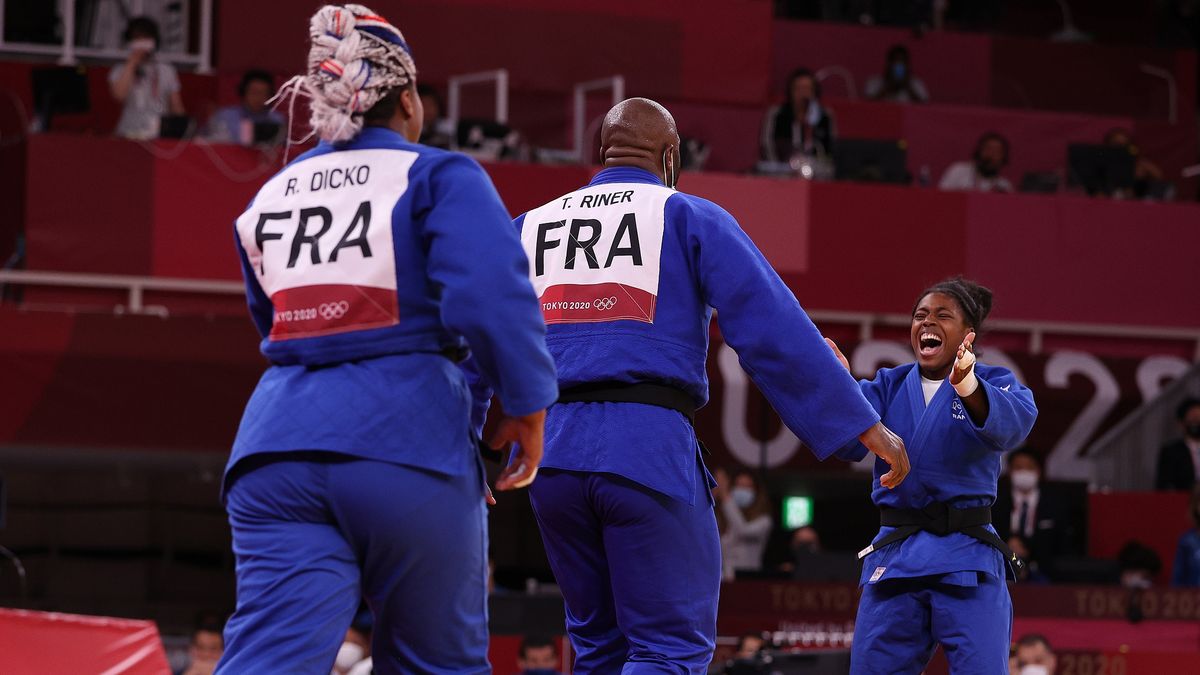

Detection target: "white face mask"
[1019, 666, 1049, 675]
[1011, 470, 1039, 492]
[335, 642, 364, 671]
[731, 487, 756, 509]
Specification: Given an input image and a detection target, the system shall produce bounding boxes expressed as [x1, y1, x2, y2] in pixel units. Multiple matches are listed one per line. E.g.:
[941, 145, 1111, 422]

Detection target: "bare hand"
[490, 409, 546, 491]
[712, 467, 730, 501]
[950, 331, 976, 386]
[824, 337, 850, 372]
[859, 422, 910, 489]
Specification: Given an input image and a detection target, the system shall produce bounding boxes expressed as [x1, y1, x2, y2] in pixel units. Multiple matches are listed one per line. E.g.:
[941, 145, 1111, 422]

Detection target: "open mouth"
[918, 332, 944, 357]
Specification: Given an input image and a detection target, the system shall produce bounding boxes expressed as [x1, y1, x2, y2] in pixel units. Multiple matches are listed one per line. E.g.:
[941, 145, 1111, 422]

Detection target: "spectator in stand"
[938, 132, 1012, 193]
[1156, 397, 1200, 491]
[1103, 128, 1166, 199]
[1118, 541, 1162, 589]
[174, 619, 224, 675]
[516, 635, 564, 675]
[864, 44, 929, 103]
[760, 68, 836, 163]
[417, 83, 453, 149]
[1006, 535, 1050, 584]
[1172, 487, 1200, 587]
[713, 468, 773, 580]
[734, 632, 766, 659]
[109, 16, 184, 139]
[206, 70, 285, 146]
[1012, 634, 1057, 675]
[994, 448, 1072, 579]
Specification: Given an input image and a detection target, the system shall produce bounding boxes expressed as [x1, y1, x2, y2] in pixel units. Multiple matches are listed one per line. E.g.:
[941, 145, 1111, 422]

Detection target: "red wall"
[20, 134, 1200, 329]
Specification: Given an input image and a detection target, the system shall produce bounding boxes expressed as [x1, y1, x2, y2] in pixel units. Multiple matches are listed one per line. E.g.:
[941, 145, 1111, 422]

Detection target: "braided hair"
[299, 4, 417, 143]
[914, 276, 994, 332]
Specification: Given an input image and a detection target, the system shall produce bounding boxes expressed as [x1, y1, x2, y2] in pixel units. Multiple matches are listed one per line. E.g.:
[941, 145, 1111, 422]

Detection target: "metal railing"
[573, 75, 625, 162]
[1087, 361, 1200, 490]
[0, 269, 241, 316]
[4, 270, 1199, 359]
[0, 0, 213, 73]
[446, 69, 510, 128]
[806, 309, 1200, 360]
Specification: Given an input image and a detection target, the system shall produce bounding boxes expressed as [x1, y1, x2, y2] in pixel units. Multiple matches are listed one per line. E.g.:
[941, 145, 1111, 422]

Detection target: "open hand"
[950, 331, 977, 386]
[490, 409, 546, 492]
[859, 422, 910, 489]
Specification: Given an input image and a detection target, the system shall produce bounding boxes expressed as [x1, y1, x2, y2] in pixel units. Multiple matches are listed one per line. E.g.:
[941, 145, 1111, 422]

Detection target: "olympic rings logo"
[319, 301, 350, 320]
[593, 296, 618, 311]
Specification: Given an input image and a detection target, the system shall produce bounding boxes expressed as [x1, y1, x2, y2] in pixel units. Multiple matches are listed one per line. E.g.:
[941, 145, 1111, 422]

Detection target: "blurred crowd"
[21, 14, 1185, 202]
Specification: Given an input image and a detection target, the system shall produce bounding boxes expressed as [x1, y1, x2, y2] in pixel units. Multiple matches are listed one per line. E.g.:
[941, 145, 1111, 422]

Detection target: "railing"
[0, 0, 213, 73]
[573, 76, 625, 162]
[3, 270, 1200, 360]
[805, 309, 1200, 360]
[1087, 361, 1200, 490]
[446, 69, 510, 128]
[0, 269, 241, 317]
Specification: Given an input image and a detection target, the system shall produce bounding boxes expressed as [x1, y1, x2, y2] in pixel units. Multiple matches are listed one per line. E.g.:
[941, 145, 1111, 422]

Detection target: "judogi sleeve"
[459, 355, 493, 438]
[234, 225, 273, 339]
[967, 368, 1038, 451]
[832, 372, 890, 463]
[679, 196, 879, 459]
[422, 155, 558, 417]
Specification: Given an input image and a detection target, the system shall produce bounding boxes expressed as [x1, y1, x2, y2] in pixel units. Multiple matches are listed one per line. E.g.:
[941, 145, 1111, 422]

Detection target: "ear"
[399, 87, 417, 120]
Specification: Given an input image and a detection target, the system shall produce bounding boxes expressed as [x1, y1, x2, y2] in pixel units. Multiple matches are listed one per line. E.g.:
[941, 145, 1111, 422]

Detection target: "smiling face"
[911, 292, 973, 379]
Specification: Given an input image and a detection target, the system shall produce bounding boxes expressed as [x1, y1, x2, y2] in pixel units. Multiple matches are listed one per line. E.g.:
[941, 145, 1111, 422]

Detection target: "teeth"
[920, 333, 941, 342]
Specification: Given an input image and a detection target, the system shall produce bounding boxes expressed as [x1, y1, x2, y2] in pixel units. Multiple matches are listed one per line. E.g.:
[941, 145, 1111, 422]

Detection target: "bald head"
[599, 98, 680, 184]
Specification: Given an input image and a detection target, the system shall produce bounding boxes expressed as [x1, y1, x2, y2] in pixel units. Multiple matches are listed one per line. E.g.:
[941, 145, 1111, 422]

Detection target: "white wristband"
[953, 370, 979, 397]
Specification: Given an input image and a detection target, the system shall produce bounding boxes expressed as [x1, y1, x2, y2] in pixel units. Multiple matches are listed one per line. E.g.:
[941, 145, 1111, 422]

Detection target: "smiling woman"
[824, 275, 1038, 675]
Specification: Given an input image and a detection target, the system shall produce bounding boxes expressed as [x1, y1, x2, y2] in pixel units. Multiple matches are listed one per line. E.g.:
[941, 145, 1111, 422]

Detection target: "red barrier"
[21, 135, 1200, 329]
[0, 608, 171, 675]
[1089, 492, 1193, 585]
[214, 0, 772, 107]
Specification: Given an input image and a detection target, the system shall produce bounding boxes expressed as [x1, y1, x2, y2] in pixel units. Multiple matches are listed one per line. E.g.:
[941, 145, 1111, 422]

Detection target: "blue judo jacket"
[227, 127, 558, 484]
[512, 167, 881, 504]
[839, 363, 1038, 584]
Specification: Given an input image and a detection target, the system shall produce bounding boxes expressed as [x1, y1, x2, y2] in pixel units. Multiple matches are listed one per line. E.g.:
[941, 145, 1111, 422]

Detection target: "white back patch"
[521, 183, 671, 324]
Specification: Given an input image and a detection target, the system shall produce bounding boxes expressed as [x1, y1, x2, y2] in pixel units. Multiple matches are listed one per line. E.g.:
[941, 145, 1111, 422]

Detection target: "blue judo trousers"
[219, 126, 558, 674]
[838, 363, 1038, 675]
[511, 167, 881, 673]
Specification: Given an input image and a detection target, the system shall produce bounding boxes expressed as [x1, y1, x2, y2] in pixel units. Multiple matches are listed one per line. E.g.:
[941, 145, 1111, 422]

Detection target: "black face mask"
[976, 158, 1000, 178]
[1186, 423, 1200, 439]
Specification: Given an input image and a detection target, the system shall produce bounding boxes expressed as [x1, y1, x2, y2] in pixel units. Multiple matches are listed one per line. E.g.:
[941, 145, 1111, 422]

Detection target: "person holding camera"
[108, 16, 185, 139]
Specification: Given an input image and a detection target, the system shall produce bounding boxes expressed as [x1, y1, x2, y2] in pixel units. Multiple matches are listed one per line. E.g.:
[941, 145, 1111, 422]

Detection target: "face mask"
[335, 642, 364, 671]
[1011, 470, 1039, 492]
[890, 62, 907, 80]
[1186, 423, 1200, 439]
[1019, 666, 1050, 675]
[976, 158, 1000, 178]
[732, 487, 756, 509]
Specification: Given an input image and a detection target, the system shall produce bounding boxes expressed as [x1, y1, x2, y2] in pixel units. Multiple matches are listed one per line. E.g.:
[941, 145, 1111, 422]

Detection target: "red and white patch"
[236, 148, 416, 341]
[521, 183, 671, 325]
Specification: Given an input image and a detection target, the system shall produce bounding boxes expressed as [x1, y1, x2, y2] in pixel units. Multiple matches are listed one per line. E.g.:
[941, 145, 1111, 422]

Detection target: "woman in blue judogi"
[827, 277, 1038, 675]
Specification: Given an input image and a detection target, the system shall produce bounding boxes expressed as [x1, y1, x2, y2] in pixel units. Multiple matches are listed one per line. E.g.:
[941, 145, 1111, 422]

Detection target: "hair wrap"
[274, 4, 417, 145]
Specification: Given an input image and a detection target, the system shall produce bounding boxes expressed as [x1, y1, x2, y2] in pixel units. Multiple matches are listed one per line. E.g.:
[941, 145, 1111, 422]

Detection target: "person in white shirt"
[714, 468, 773, 580]
[108, 16, 185, 140]
[939, 132, 1013, 193]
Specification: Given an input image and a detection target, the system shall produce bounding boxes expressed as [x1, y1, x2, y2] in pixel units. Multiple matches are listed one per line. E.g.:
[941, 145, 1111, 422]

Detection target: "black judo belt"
[477, 382, 704, 464]
[859, 503, 1024, 579]
[556, 381, 697, 424]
